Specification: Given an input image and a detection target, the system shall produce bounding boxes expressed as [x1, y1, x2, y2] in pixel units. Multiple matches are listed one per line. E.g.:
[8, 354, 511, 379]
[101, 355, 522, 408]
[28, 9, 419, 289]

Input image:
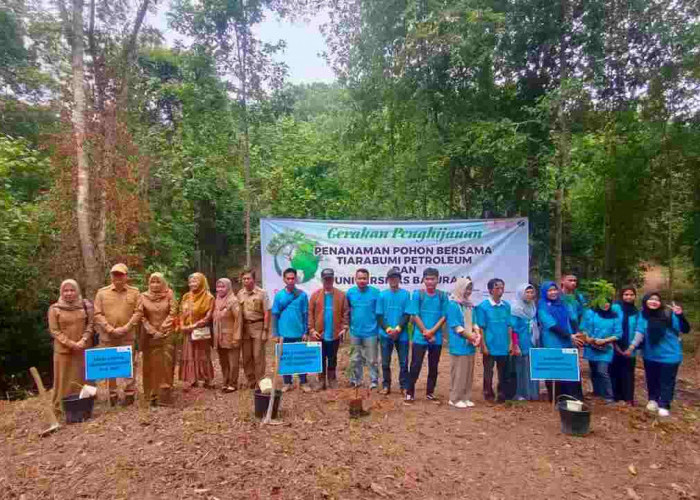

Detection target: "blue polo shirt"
[376, 288, 411, 342]
[537, 307, 575, 349]
[562, 292, 586, 328]
[637, 314, 686, 364]
[511, 315, 535, 355]
[581, 309, 622, 363]
[346, 286, 380, 338]
[323, 293, 334, 341]
[475, 299, 512, 356]
[447, 300, 476, 356]
[271, 288, 308, 339]
[407, 289, 448, 345]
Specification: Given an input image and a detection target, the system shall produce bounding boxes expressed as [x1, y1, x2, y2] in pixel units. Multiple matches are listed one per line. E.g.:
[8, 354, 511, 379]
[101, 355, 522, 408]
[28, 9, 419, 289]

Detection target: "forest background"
[1, 0, 699, 396]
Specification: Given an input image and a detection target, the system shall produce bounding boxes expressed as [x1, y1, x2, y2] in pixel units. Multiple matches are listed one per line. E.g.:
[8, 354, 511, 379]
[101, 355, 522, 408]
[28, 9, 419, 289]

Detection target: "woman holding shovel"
[47, 279, 94, 411]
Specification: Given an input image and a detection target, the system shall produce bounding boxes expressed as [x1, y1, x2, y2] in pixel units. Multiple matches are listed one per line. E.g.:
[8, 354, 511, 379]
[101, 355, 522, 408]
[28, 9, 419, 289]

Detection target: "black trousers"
[610, 352, 636, 402]
[322, 339, 340, 374]
[483, 354, 516, 402]
[644, 360, 679, 410]
[407, 343, 442, 397]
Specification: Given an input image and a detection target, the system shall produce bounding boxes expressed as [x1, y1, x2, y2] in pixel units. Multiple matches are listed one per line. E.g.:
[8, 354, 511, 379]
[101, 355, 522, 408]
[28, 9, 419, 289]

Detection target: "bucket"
[254, 389, 282, 419]
[62, 394, 95, 423]
[556, 396, 591, 436]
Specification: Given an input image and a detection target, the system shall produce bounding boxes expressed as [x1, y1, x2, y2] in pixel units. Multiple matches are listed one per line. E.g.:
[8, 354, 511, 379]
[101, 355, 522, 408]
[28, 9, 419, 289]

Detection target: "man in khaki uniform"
[236, 269, 271, 388]
[93, 263, 142, 406]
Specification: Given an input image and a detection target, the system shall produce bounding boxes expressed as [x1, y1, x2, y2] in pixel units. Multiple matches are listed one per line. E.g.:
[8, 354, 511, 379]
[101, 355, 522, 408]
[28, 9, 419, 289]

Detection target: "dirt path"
[2, 345, 699, 500]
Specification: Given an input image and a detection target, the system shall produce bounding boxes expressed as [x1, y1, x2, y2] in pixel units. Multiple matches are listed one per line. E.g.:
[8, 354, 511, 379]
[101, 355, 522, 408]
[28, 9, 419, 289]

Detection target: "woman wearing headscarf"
[179, 273, 215, 389]
[511, 284, 541, 401]
[625, 292, 690, 417]
[47, 280, 94, 411]
[609, 286, 640, 404]
[580, 282, 621, 404]
[446, 277, 481, 408]
[537, 281, 584, 401]
[139, 273, 178, 406]
[213, 278, 244, 392]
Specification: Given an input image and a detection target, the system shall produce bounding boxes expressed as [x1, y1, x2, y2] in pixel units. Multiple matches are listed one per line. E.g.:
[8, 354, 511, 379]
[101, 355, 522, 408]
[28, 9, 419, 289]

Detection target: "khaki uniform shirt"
[236, 286, 271, 339]
[94, 284, 142, 344]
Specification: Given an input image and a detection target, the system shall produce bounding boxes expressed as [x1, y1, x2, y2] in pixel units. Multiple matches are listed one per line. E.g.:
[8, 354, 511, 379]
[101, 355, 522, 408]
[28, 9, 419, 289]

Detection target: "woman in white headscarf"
[511, 283, 540, 401]
[47, 279, 94, 411]
[446, 277, 482, 408]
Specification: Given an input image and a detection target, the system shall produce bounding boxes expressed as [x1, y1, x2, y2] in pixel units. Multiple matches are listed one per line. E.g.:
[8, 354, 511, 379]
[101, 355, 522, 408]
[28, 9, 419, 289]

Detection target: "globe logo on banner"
[266, 229, 320, 283]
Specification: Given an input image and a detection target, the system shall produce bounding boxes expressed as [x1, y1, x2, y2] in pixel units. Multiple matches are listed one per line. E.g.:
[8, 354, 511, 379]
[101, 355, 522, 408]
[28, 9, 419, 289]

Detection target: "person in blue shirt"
[476, 278, 518, 403]
[308, 268, 349, 390]
[405, 268, 448, 403]
[271, 268, 310, 392]
[610, 286, 640, 404]
[511, 283, 541, 401]
[580, 285, 622, 404]
[537, 281, 585, 401]
[376, 267, 411, 395]
[447, 277, 481, 408]
[561, 273, 587, 331]
[625, 292, 690, 417]
[346, 268, 381, 389]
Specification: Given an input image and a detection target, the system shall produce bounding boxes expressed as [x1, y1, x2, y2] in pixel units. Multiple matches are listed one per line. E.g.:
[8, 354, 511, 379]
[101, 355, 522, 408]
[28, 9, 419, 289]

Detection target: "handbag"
[191, 325, 212, 341]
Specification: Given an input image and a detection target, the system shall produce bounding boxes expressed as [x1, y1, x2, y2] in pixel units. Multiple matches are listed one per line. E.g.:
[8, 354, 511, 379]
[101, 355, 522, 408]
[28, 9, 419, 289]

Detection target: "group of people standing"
[48, 264, 270, 410]
[48, 263, 691, 419]
[270, 266, 691, 416]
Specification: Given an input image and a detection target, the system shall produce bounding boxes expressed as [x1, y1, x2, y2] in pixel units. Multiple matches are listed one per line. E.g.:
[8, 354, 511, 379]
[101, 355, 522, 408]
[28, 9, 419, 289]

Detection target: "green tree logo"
[266, 230, 321, 283]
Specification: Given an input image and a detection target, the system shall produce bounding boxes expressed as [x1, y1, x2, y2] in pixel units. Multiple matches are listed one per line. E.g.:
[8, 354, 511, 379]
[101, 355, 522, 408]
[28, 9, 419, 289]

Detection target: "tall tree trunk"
[554, 0, 570, 281]
[603, 120, 617, 283]
[69, 0, 100, 296]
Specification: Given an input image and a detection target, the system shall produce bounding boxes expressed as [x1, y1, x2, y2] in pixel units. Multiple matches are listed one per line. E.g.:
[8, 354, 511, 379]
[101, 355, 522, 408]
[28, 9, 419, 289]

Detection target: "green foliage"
[0, 134, 52, 395]
[584, 280, 616, 310]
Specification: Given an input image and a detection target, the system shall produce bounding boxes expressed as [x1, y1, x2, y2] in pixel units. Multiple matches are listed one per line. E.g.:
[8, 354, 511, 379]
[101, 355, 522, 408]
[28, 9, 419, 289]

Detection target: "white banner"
[260, 218, 529, 301]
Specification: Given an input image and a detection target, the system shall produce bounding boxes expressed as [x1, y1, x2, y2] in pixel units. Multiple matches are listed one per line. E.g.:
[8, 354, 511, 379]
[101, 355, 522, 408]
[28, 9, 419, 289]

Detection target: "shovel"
[29, 367, 60, 437]
[262, 341, 283, 425]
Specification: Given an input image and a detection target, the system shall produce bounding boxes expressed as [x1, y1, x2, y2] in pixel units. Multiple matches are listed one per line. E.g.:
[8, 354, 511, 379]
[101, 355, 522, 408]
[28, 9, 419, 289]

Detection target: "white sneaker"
[658, 408, 670, 417]
[454, 401, 468, 409]
[646, 400, 659, 413]
[465, 400, 475, 407]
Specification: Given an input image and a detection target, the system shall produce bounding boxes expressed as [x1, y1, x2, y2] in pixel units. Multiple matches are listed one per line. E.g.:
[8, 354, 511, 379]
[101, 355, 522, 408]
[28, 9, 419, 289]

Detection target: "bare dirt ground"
[2, 342, 700, 500]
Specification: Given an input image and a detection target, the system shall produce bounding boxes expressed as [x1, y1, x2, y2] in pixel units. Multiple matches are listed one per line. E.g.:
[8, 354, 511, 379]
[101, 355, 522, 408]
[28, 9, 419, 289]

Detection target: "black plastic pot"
[62, 394, 95, 424]
[254, 389, 282, 419]
[557, 399, 591, 436]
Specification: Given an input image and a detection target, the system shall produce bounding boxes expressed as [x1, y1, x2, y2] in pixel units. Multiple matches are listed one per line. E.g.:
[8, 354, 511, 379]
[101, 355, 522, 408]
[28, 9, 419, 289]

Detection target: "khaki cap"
[110, 263, 129, 274]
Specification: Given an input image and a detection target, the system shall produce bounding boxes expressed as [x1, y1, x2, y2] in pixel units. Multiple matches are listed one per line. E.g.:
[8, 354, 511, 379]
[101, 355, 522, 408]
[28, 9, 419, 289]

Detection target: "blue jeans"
[380, 337, 409, 390]
[280, 337, 308, 385]
[588, 360, 613, 401]
[350, 335, 379, 386]
[515, 355, 540, 400]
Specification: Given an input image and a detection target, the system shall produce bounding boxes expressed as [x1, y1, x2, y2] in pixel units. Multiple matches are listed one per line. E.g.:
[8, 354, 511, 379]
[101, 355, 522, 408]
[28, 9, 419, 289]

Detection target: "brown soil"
[2, 345, 700, 500]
